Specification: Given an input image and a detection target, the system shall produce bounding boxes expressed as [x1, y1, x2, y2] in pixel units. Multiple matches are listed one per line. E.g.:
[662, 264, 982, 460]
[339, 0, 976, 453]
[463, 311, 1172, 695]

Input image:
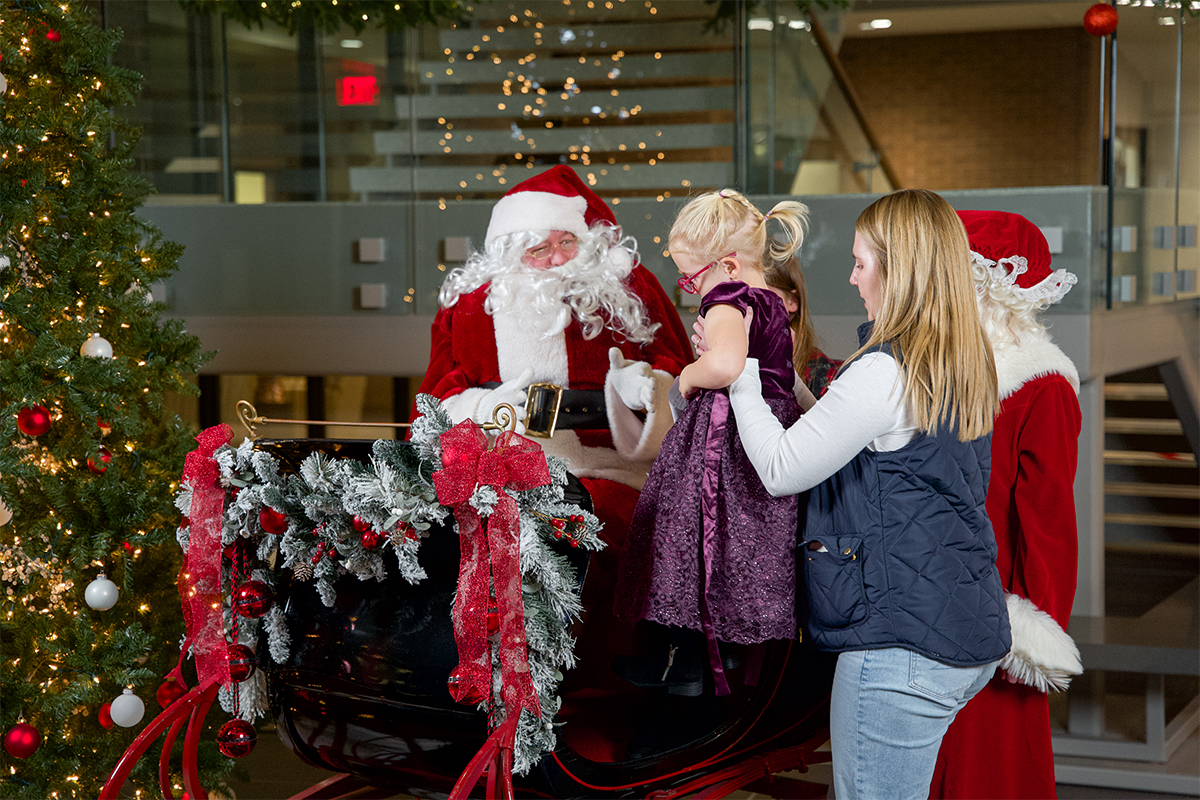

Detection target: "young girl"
[614, 190, 810, 699]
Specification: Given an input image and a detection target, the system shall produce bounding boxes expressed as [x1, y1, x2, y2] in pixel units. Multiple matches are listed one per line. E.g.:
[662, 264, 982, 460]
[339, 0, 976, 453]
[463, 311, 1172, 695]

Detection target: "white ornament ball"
[0, 495, 10, 527]
[109, 689, 145, 728]
[80, 333, 114, 359]
[85, 574, 119, 611]
[0, 71, 6, 97]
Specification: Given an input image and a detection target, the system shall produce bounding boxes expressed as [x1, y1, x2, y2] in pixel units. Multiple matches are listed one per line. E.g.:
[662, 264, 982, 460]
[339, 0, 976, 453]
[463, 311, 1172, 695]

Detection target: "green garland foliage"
[180, 0, 471, 35]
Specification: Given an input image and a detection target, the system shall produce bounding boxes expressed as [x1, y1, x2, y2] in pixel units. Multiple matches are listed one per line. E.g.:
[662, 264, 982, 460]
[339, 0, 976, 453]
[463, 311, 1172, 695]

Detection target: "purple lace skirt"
[615, 389, 801, 644]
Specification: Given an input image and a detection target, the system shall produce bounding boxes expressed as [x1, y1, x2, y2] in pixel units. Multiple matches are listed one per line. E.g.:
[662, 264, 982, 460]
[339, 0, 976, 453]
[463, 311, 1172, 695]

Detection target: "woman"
[725, 189, 1011, 800]
[930, 210, 1083, 800]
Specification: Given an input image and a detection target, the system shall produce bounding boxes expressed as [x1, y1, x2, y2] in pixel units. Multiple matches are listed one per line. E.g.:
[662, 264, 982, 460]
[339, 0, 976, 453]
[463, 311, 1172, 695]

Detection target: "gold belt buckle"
[524, 383, 563, 438]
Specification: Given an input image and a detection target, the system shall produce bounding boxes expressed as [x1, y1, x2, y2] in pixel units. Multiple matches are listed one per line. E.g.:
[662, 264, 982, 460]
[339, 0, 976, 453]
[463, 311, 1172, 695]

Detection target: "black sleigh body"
[259, 439, 835, 799]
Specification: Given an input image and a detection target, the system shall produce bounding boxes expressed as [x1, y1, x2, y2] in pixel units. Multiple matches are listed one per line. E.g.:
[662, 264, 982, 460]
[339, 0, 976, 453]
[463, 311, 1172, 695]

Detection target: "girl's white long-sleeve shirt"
[728, 351, 918, 497]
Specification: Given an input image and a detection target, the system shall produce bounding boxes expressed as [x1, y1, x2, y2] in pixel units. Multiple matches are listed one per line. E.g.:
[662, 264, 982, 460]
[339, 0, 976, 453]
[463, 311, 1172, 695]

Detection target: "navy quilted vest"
[800, 324, 1012, 666]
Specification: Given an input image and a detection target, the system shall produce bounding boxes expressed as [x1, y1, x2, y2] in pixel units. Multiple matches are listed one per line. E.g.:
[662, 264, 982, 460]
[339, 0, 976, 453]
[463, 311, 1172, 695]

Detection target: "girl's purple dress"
[615, 282, 801, 650]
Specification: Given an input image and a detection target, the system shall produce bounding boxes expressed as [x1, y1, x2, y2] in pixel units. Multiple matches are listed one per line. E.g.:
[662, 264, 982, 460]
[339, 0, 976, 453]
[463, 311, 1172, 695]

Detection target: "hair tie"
[764, 210, 774, 220]
[718, 189, 729, 199]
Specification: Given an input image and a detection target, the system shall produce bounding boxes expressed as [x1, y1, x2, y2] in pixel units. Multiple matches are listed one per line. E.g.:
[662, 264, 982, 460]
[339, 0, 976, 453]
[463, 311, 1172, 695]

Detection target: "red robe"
[931, 333, 1083, 800]
[415, 264, 693, 687]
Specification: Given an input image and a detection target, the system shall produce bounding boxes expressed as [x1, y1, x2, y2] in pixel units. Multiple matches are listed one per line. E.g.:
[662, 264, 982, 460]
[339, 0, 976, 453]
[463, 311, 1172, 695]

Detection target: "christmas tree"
[0, 2, 227, 797]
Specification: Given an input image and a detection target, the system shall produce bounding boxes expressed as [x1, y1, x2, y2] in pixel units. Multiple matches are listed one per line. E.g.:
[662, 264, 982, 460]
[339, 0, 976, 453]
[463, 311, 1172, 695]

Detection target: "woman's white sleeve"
[729, 353, 904, 496]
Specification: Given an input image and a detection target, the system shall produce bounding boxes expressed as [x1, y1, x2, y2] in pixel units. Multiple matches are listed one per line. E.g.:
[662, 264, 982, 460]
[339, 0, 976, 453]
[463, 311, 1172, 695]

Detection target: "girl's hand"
[692, 306, 753, 355]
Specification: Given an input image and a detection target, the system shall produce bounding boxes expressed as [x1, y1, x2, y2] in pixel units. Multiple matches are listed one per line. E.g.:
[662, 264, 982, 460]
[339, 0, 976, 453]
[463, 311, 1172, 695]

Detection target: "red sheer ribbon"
[173, 425, 233, 687]
[434, 421, 550, 719]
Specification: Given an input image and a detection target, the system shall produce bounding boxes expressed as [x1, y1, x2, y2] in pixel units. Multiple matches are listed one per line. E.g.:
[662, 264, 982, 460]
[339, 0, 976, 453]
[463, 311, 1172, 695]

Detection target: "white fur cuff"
[1000, 592, 1083, 692]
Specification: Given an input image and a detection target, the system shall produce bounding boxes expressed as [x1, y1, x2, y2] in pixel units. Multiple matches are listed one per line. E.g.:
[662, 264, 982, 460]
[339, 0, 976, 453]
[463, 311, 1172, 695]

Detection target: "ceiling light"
[1158, 15, 1176, 24]
[340, 39, 364, 49]
[748, 18, 774, 31]
[788, 19, 811, 30]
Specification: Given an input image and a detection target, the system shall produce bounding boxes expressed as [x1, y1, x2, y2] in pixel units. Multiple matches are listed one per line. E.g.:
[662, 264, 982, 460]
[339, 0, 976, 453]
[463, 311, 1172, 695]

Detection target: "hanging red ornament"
[351, 515, 372, 533]
[4, 723, 41, 759]
[227, 643, 257, 682]
[98, 702, 114, 729]
[231, 580, 274, 618]
[1083, 4, 1118, 37]
[96, 418, 112, 437]
[16, 405, 52, 437]
[155, 677, 188, 708]
[258, 506, 288, 535]
[486, 602, 500, 635]
[446, 666, 486, 705]
[215, 719, 257, 758]
[45, 28, 61, 42]
[360, 529, 383, 549]
[87, 446, 113, 474]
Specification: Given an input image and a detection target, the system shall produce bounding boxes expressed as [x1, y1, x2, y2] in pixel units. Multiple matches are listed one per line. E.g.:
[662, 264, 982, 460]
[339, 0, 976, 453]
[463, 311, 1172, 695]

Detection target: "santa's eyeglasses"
[677, 252, 736, 295]
[525, 236, 580, 261]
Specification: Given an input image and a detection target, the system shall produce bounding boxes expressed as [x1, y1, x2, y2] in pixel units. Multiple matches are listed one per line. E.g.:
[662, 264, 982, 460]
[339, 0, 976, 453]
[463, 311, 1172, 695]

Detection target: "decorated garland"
[174, 395, 604, 775]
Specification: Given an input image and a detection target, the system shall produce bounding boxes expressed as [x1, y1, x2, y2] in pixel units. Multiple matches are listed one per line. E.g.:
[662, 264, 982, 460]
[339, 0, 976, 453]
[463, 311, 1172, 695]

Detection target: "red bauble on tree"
[216, 719, 257, 758]
[156, 677, 187, 708]
[45, 28, 61, 42]
[4, 723, 41, 759]
[231, 580, 274, 618]
[360, 529, 383, 550]
[16, 405, 52, 437]
[351, 515, 372, 533]
[87, 446, 112, 474]
[227, 643, 257, 682]
[98, 702, 114, 730]
[258, 506, 288, 535]
[446, 666, 486, 706]
[1083, 3, 1118, 36]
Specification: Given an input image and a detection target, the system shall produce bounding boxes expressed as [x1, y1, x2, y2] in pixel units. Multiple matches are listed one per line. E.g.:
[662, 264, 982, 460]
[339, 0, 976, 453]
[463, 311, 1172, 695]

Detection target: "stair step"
[1105, 482, 1200, 499]
[1104, 450, 1197, 468]
[1105, 512, 1200, 529]
[1105, 383, 1171, 401]
[1105, 417, 1185, 435]
[1105, 541, 1200, 558]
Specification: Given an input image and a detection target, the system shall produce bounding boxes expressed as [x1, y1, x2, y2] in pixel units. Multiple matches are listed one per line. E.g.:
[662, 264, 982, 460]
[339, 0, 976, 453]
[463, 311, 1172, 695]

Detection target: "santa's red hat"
[957, 209, 1076, 305]
[485, 165, 617, 246]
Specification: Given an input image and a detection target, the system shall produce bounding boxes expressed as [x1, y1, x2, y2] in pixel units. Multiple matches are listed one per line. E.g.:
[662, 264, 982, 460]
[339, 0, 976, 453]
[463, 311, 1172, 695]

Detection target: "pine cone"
[292, 563, 313, 581]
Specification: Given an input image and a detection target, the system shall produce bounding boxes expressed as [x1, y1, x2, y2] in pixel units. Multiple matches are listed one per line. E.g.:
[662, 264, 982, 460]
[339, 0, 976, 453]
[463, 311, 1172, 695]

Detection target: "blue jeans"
[830, 648, 997, 800]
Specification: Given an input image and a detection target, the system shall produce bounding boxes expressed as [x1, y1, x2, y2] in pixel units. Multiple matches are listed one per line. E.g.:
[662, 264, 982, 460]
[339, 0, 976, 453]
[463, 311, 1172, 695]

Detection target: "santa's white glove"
[607, 348, 655, 411]
[473, 367, 532, 434]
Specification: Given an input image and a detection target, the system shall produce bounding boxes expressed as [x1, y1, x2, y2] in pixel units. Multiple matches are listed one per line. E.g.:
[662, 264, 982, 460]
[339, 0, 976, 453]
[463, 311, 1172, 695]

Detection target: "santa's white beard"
[439, 227, 659, 344]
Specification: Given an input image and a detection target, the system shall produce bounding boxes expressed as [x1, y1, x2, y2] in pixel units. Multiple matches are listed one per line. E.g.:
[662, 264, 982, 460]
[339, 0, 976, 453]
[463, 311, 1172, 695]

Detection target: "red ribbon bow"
[433, 421, 550, 719]
[173, 424, 233, 687]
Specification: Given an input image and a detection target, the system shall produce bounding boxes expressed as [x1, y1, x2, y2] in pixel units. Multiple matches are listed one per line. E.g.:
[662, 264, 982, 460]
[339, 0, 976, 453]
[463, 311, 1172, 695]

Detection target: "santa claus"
[931, 210, 1084, 800]
[416, 165, 694, 680]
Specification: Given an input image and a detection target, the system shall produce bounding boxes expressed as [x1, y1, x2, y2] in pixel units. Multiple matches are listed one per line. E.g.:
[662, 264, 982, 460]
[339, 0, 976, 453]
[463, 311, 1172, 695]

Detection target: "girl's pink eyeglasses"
[677, 252, 736, 295]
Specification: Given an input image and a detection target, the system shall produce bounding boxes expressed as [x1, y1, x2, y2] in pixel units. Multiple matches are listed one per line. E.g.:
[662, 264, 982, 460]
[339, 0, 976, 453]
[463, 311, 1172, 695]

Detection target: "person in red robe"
[415, 165, 693, 685]
[930, 210, 1086, 800]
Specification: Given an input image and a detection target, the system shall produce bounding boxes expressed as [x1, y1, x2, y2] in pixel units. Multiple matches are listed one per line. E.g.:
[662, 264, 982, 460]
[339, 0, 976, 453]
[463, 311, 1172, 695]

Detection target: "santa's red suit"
[415, 166, 693, 685]
[932, 211, 1084, 800]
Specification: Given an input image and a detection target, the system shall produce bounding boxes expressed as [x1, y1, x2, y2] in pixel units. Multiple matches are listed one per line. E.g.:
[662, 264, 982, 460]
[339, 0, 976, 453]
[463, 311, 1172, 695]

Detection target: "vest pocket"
[801, 534, 867, 629]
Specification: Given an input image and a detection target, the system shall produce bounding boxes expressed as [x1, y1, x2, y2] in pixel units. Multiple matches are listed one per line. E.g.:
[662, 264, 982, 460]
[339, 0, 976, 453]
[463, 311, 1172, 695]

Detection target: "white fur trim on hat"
[485, 191, 588, 246]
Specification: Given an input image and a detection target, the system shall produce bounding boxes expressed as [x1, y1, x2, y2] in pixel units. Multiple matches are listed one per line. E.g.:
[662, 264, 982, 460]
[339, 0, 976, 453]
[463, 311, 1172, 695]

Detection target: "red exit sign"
[338, 75, 379, 106]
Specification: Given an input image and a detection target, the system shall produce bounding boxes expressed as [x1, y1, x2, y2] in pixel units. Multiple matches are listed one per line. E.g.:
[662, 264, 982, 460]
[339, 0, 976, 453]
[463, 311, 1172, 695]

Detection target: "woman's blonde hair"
[764, 256, 820, 374]
[669, 189, 809, 274]
[851, 189, 998, 441]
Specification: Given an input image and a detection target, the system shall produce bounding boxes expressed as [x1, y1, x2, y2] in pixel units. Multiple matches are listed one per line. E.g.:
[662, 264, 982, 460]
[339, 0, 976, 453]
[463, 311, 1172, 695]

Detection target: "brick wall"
[839, 27, 1102, 191]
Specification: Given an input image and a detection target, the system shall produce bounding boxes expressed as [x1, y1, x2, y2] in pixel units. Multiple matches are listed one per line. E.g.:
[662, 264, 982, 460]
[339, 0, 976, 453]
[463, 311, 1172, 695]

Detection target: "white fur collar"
[993, 332, 1079, 401]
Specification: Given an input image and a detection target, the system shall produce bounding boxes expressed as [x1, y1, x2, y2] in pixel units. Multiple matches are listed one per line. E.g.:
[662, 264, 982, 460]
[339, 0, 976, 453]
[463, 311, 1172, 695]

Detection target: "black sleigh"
[256, 435, 836, 800]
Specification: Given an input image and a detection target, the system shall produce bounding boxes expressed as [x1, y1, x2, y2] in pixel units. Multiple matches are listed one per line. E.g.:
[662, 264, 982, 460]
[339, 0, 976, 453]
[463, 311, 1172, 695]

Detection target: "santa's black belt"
[481, 382, 606, 438]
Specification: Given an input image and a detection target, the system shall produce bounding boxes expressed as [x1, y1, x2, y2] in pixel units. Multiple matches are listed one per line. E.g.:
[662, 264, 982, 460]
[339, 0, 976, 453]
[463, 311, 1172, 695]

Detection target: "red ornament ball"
[486, 603, 500, 635]
[156, 677, 187, 708]
[87, 446, 113, 475]
[45, 28, 61, 42]
[216, 719, 257, 758]
[447, 667, 486, 705]
[227, 643, 257, 682]
[258, 507, 288, 535]
[1084, 3, 1118, 36]
[98, 702, 114, 729]
[351, 515, 372, 533]
[16, 405, 52, 437]
[4, 723, 41, 759]
[96, 418, 112, 436]
[231, 580, 274, 618]
[360, 529, 383, 550]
